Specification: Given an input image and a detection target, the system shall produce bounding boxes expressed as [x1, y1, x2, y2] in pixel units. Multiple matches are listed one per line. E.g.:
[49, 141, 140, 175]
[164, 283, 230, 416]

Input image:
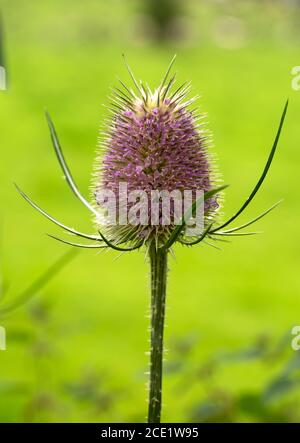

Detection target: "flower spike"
[122, 54, 144, 98]
[159, 54, 177, 92]
[161, 73, 176, 103]
[157, 54, 177, 105]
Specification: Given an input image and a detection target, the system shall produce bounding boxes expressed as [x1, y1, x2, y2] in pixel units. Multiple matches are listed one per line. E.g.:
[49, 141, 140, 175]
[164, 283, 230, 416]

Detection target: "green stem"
[147, 244, 168, 423]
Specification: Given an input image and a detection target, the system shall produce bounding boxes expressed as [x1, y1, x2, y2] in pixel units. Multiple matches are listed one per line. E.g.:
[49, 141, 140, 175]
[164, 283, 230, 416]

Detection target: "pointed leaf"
[47, 234, 106, 249]
[15, 184, 101, 241]
[179, 223, 213, 246]
[99, 230, 144, 252]
[220, 200, 283, 234]
[45, 112, 99, 217]
[212, 100, 288, 232]
[163, 184, 228, 250]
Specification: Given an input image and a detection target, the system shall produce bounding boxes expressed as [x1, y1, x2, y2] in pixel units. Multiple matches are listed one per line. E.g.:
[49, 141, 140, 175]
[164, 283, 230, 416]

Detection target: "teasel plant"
[16, 56, 288, 423]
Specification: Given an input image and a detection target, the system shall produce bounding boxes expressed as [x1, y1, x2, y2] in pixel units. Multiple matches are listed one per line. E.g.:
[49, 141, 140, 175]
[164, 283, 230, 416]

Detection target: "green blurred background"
[0, 0, 300, 422]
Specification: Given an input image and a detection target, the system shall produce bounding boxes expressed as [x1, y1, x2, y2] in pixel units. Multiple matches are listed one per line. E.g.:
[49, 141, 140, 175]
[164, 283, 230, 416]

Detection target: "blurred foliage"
[167, 332, 300, 422]
[0, 0, 300, 422]
[139, 0, 183, 42]
[0, 245, 77, 421]
[0, 249, 77, 318]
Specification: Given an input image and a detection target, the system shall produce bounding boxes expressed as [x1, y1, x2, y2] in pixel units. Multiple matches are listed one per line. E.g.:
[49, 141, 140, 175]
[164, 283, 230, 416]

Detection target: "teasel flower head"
[93, 56, 222, 248]
[15, 56, 288, 253]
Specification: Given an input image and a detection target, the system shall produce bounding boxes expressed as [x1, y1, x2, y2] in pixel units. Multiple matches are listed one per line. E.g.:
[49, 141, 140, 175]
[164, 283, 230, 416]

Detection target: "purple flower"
[94, 67, 220, 245]
[16, 58, 287, 252]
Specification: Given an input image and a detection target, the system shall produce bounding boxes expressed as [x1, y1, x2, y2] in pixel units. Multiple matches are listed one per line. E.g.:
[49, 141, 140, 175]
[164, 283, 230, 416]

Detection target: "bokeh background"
[0, 0, 300, 422]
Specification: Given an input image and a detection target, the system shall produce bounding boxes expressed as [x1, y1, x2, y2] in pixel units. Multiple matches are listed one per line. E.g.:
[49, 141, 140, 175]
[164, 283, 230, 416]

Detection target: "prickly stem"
[147, 243, 168, 423]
